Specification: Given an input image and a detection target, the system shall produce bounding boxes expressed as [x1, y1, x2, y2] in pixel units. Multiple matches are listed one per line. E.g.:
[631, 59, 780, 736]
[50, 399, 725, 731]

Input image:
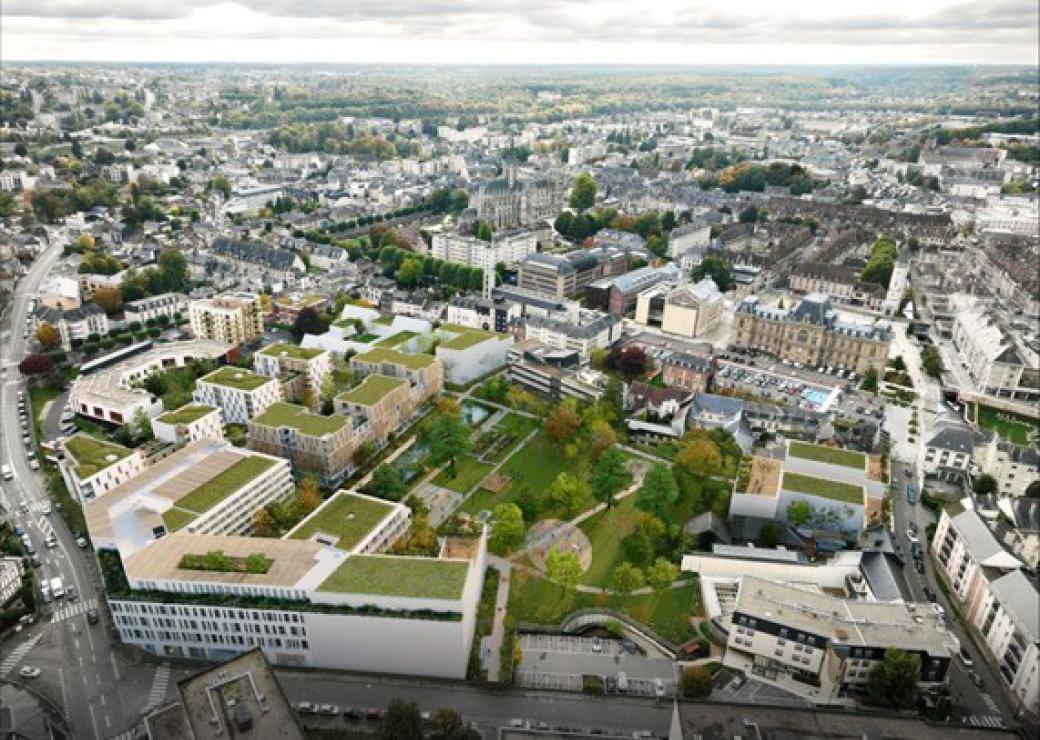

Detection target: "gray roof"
[988, 569, 1039, 642]
[37, 302, 106, 324]
[526, 312, 619, 339]
[860, 551, 906, 603]
[212, 237, 298, 271]
[692, 392, 745, 418]
[950, 508, 1014, 564]
[927, 425, 975, 453]
[789, 293, 833, 325]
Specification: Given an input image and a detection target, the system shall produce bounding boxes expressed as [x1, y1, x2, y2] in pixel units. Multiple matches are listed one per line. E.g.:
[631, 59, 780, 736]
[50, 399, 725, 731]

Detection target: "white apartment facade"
[193, 368, 282, 425]
[151, 405, 225, 447]
[58, 435, 146, 504]
[430, 230, 537, 269]
[124, 292, 189, 325]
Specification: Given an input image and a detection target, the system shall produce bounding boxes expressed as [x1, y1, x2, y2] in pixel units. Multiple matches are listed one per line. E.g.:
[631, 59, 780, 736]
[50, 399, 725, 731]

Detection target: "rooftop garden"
[289, 491, 394, 550]
[199, 366, 272, 391]
[318, 555, 469, 599]
[374, 330, 418, 348]
[437, 324, 499, 351]
[258, 343, 324, 360]
[782, 472, 864, 504]
[157, 404, 216, 425]
[338, 374, 407, 406]
[788, 441, 865, 470]
[251, 402, 348, 436]
[354, 347, 435, 369]
[976, 405, 1039, 447]
[64, 435, 133, 478]
[162, 456, 278, 531]
[179, 550, 272, 575]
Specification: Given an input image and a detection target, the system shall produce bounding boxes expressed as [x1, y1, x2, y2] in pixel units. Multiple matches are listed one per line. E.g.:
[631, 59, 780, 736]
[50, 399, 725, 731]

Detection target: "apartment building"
[446, 296, 522, 334]
[524, 312, 620, 360]
[789, 263, 885, 312]
[334, 375, 412, 440]
[658, 350, 715, 393]
[431, 230, 537, 269]
[248, 403, 358, 488]
[272, 293, 328, 324]
[151, 405, 224, 447]
[633, 278, 724, 339]
[434, 324, 514, 385]
[931, 505, 1023, 610]
[952, 307, 1038, 401]
[517, 248, 634, 300]
[189, 292, 265, 345]
[35, 302, 110, 351]
[349, 347, 444, 397]
[732, 294, 892, 374]
[667, 220, 711, 258]
[124, 292, 188, 325]
[193, 367, 282, 424]
[58, 435, 146, 503]
[253, 343, 332, 405]
[922, 424, 976, 484]
[974, 437, 1040, 499]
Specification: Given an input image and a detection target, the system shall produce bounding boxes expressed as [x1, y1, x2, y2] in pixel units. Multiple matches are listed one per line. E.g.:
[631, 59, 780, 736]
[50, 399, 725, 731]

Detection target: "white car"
[41, 503, 51, 515]
[19, 666, 41, 678]
[906, 529, 919, 545]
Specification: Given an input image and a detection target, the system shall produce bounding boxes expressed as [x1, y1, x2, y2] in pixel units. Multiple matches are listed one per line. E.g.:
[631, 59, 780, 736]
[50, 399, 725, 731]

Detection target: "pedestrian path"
[49, 598, 97, 624]
[0, 633, 43, 676]
[145, 664, 172, 711]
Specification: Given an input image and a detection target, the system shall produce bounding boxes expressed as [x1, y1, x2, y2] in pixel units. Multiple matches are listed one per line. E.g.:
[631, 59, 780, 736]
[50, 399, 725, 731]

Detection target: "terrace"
[199, 367, 272, 392]
[258, 343, 324, 360]
[157, 405, 216, 425]
[64, 435, 133, 478]
[251, 402, 348, 436]
[162, 456, 278, 532]
[318, 554, 469, 600]
[288, 491, 395, 551]
[781, 471, 864, 505]
[787, 441, 865, 470]
[337, 375, 407, 406]
[743, 456, 782, 497]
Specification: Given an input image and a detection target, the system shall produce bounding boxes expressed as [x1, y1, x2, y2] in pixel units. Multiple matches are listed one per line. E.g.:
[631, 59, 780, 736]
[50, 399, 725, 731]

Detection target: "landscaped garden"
[288, 491, 395, 549]
[318, 554, 470, 599]
[163, 456, 278, 531]
[431, 454, 494, 494]
[787, 441, 866, 469]
[781, 471, 864, 504]
[977, 405, 1038, 447]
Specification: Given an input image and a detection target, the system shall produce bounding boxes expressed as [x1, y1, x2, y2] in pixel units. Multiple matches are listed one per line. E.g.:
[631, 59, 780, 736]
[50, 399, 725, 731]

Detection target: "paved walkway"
[485, 555, 513, 682]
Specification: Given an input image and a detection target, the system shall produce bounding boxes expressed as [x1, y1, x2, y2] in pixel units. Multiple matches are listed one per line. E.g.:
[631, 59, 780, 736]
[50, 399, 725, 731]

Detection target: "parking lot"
[715, 359, 842, 412]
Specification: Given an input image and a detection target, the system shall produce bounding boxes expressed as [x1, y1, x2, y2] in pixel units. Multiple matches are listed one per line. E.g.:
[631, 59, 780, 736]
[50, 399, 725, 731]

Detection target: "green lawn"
[498, 429, 574, 496]
[431, 454, 494, 494]
[579, 496, 641, 587]
[977, 405, 1038, 446]
[481, 413, 539, 463]
[64, 435, 133, 478]
[337, 375, 407, 406]
[507, 571, 699, 644]
[318, 554, 469, 599]
[156, 404, 216, 425]
[199, 366, 272, 391]
[787, 441, 865, 469]
[353, 333, 379, 343]
[782, 472, 864, 504]
[290, 491, 395, 549]
[374, 330, 418, 348]
[162, 507, 198, 532]
[175, 456, 277, 515]
[258, 343, 324, 360]
[29, 386, 60, 441]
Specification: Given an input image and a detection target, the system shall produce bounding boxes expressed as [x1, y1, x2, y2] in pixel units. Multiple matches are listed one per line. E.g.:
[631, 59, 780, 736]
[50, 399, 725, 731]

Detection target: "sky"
[3, 0, 1038, 65]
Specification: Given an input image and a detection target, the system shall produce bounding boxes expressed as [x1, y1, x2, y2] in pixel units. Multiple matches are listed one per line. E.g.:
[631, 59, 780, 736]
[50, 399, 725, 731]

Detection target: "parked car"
[296, 702, 317, 714]
[591, 637, 602, 653]
[653, 678, 666, 698]
[66, 586, 78, 601]
[365, 708, 385, 721]
[959, 648, 974, 668]
[318, 704, 339, 716]
[969, 671, 984, 689]
[923, 587, 937, 602]
[19, 666, 41, 678]
[344, 708, 363, 721]
[915, 560, 925, 575]
[605, 676, 617, 693]
[76, 536, 88, 548]
[86, 608, 100, 625]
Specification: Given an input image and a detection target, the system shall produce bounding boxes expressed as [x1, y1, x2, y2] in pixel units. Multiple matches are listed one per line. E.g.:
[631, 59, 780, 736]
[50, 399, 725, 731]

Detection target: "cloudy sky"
[3, 0, 1038, 65]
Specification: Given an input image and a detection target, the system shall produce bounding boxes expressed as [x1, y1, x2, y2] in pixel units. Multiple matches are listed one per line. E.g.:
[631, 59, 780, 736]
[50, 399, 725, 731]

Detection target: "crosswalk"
[145, 664, 172, 711]
[981, 692, 1000, 714]
[0, 633, 43, 677]
[965, 715, 1004, 729]
[49, 598, 97, 624]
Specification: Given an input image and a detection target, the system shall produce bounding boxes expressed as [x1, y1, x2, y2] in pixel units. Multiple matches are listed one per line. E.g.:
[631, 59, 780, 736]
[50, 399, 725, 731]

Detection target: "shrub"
[681, 665, 713, 698]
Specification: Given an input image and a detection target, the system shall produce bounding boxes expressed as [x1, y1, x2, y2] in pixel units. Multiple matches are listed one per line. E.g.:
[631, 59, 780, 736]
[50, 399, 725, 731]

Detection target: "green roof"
[251, 402, 348, 436]
[353, 347, 435, 369]
[162, 455, 278, 532]
[258, 343, 324, 360]
[337, 375, 407, 406]
[275, 294, 324, 308]
[157, 405, 216, 425]
[318, 554, 469, 599]
[199, 366, 273, 391]
[374, 330, 419, 348]
[437, 323, 500, 351]
[289, 491, 395, 550]
[782, 471, 864, 505]
[64, 435, 133, 479]
[788, 441, 866, 470]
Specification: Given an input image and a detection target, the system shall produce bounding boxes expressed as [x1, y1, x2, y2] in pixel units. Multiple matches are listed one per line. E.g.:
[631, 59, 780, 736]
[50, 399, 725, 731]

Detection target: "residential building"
[349, 347, 444, 398]
[658, 350, 715, 393]
[189, 292, 265, 345]
[272, 293, 328, 324]
[517, 248, 634, 300]
[952, 307, 1038, 401]
[210, 236, 306, 277]
[446, 295, 521, 333]
[193, 367, 282, 424]
[58, 435, 146, 504]
[152, 405, 224, 447]
[123, 293, 188, 326]
[248, 403, 359, 488]
[923, 424, 976, 485]
[253, 343, 332, 405]
[430, 230, 537, 269]
[333, 375, 414, 440]
[524, 311, 621, 360]
[931, 505, 1023, 610]
[434, 324, 513, 385]
[789, 263, 885, 311]
[625, 382, 693, 443]
[35, 302, 110, 351]
[668, 220, 711, 258]
[974, 437, 1040, 499]
[732, 293, 892, 374]
[634, 278, 724, 338]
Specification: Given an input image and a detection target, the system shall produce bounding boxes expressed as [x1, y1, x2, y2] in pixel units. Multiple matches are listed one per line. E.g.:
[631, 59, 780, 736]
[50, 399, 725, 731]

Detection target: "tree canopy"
[568, 172, 597, 211]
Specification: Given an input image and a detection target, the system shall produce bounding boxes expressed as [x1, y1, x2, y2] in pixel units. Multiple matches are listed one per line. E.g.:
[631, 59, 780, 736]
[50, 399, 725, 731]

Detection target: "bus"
[906, 484, 917, 505]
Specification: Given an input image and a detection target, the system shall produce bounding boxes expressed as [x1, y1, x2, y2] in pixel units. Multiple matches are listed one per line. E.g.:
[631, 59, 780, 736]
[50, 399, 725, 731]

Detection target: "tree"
[35, 323, 60, 349]
[1025, 480, 1040, 498]
[568, 172, 597, 211]
[429, 707, 467, 740]
[589, 446, 630, 509]
[490, 503, 524, 553]
[691, 256, 735, 292]
[758, 522, 785, 548]
[421, 412, 474, 476]
[297, 476, 322, 513]
[608, 345, 650, 381]
[676, 437, 723, 477]
[786, 500, 813, 527]
[19, 353, 53, 376]
[476, 220, 494, 242]
[157, 248, 190, 292]
[252, 507, 278, 537]
[612, 562, 645, 594]
[93, 286, 123, 314]
[545, 403, 581, 443]
[738, 205, 759, 223]
[291, 306, 329, 342]
[74, 233, 95, 251]
[861, 366, 879, 394]
[378, 698, 424, 740]
[395, 257, 423, 289]
[130, 407, 154, 443]
[866, 649, 920, 709]
[636, 464, 679, 518]
[209, 174, 232, 199]
[545, 548, 582, 590]
[681, 666, 713, 699]
[549, 472, 591, 517]
[921, 346, 944, 379]
[972, 474, 998, 496]
[367, 464, 407, 501]
[647, 557, 679, 590]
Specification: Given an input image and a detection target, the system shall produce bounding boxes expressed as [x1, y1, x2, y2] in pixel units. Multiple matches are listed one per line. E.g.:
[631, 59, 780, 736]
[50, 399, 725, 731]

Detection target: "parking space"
[715, 359, 842, 412]
[521, 634, 621, 656]
[517, 635, 675, 697]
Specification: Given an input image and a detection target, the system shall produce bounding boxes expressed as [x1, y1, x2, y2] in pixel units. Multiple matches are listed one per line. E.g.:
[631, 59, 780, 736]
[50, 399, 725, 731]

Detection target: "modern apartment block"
[193, 367, 282, 424]
[349, 347, 444, 397]
[248, 403, 358, 488]
[253, 343, 332, 405]
[35, 302, 111, 351]
[517, 248, 635, 300]
[152, 405, 224, 447]
[430, 230, 537, 269]
[434, 324, 513, 385]
[189, 292, 265, 345]
[58, 434, 146, 503]
[334, 375, 412, 440]
[732, 293, 892, 374]
[123, 292, 188, 325]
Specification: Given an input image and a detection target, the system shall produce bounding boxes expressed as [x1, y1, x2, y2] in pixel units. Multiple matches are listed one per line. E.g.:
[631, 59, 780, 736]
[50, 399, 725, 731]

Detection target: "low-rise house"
[625, 382, 693, 443]
[446, 295, 521, 334]
[193, 367, 282, 424]
[58, 434, 146, 504]
[35, 302, 110, 351]
[124, 292, 188, 325]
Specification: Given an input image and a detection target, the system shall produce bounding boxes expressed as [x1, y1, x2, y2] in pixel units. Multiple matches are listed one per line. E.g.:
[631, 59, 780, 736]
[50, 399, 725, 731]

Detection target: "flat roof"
[437, 323, 501, 351]
[250, 403, 348, 437]
[288, 491, 396, 551]
[352, 347, 436, 369]
[63, 434, 133, 478]
[257, 343, 324, 360]
[317, 554, 469, 599]
[337, 374, 407, 406]
[156, 405, 217, 426]
[373, 330, 418, 348]
[782, 471, 864, 505]
[787, 441, 866, 470]
[198, 366, 273, 391]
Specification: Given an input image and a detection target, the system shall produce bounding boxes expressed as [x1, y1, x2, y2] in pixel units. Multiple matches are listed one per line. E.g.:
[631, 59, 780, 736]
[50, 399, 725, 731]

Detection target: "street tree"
[972, 474, 997, 496]
[18, 353, 53, 377]
[93, 286, 123, 314]
[378, 698, 424, 740]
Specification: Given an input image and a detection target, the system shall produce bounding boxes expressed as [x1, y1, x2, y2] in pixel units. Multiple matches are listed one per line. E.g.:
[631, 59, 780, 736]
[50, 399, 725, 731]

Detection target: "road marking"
[59, 667, 70, 719]
[89, 702, 101, 740]
[110, 653, 120, 682]
[50, 598, 97, 625]
[145, 664, 172, 711]
[981, 692, 1000, 713]
[100, 693, 106, 707]
[0, 633, 43, 676]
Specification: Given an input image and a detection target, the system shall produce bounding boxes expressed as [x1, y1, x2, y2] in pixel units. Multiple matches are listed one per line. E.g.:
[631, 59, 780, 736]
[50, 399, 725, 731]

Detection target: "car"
[591, 637, 602, 653]
[931, 603, 944, 616]
[66, 586, 78, 601]
[365, 708, 384, 721]
[30, 556, 42, 568]
[344, 708, 363, 721]
[13, 526, 25, 537]
[605, 676, 617, 693]
[19, 666, 41, 678]
[653, 678, 665, 698]
[86, 608, 99, 625]
[923, 587, 937, 602]
[905, 467, 912, 477]
[915, 560, 926, 575]
[318, 704, 339, 716]
[296, 702, 317, 714]
[906, 529, 919, 544]
[958, 648, 974, 668]
[509, 719, 526, 729]
[76, 537, 88, 548]
[969, 671, 984, 689]
[45, 537, 57, 549]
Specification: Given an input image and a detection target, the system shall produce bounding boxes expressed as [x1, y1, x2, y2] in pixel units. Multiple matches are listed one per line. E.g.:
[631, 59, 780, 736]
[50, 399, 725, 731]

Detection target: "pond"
[460, 401, 492, 428]
[393, 443, 428, 483]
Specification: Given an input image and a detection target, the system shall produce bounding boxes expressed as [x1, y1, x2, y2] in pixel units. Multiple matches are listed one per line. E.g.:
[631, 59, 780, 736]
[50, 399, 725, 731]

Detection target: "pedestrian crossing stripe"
[145, 664, 172, 712]
[0, 634, 43, 676]
[49, 598, 97, 624]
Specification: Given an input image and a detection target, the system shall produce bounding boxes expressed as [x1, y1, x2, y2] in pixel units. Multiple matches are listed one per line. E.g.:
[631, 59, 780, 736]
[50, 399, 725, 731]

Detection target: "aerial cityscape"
[0, 3, 1038, 740]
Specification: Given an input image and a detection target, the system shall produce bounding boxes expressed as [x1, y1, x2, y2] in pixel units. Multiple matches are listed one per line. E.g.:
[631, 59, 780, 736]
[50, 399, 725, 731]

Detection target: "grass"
[258, 343, 324, 360]
[199, 367, 272, 391]
[29, 386, 60, 441]
[353, 332, 380, 343]
[353, 347, 436, 369]
[318, 555, 469, 599]
[977, 405, 1038, 446]
[782, 472, 864, 504]
[437, 324, 499, 351]
[480, 413, 539, 463]
[497, 429, 574, 497]
[162, 507, 198, 532]
[337, 375, 407, 406]
[174, 456, 277, 516]
[251, 402, 348, 436]
[579, 496, 641, 587]
[374, 330, 418, 348]
[432, 455, 494, 494]
[64, 435, 133, 478]
[289, 491, 395, 549]
[507, 571, 699, 644]
[787, 441, 865, 469]
[156, 404, 215, 425]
